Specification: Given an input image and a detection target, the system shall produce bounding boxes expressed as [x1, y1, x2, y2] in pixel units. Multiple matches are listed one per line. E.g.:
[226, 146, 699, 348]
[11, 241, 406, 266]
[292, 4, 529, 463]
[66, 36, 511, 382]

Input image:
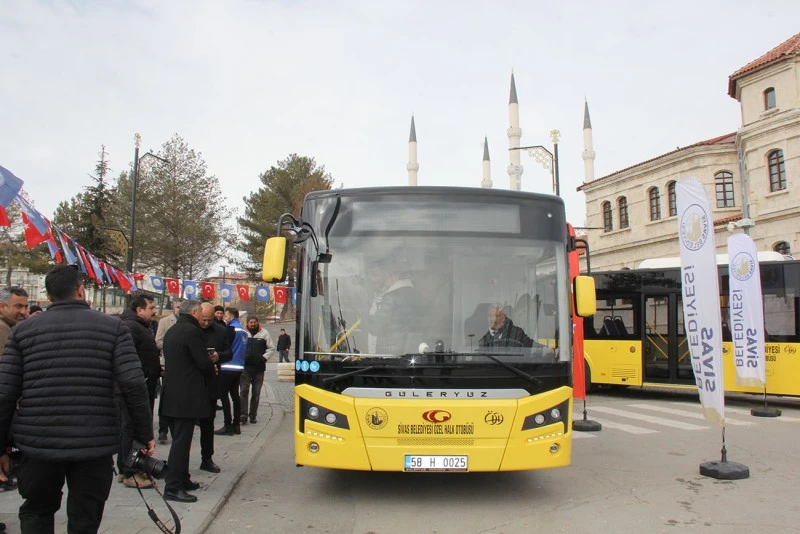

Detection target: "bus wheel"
[584, 361, 595, 394]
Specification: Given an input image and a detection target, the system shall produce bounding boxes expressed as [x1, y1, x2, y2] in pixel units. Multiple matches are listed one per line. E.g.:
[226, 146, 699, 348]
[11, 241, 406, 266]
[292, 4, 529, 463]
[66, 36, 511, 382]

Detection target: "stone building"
[578, 32, 800, 271]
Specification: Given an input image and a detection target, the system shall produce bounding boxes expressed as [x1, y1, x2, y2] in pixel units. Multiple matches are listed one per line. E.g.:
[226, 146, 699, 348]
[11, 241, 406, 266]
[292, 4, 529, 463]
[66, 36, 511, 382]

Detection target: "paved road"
[207, 387, 800, 534]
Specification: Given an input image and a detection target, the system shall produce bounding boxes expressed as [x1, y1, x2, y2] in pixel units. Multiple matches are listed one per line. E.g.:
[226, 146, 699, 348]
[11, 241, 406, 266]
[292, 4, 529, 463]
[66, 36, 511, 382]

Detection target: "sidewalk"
[0, 323, 295, 534]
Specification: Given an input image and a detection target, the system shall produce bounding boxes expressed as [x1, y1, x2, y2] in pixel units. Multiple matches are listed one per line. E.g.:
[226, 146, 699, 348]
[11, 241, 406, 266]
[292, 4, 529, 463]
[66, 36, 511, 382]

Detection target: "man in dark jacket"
[160, 299, 216, 503]
[479, 304, 534, 348]
[196, 302, 230, 474]
[118, 294, 160, 488]
[0, 265, 154, 533]
[277, 328, 291, 363]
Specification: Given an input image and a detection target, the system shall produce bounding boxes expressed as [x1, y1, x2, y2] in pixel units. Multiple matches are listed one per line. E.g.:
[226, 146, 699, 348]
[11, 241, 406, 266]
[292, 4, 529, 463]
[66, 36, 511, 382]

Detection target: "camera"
[123, 440, 167, 479]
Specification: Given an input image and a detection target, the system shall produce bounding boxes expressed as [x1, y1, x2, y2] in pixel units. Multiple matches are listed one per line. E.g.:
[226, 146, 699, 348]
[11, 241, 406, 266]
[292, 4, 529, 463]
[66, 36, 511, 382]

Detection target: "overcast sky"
[3, 1, 799, 232]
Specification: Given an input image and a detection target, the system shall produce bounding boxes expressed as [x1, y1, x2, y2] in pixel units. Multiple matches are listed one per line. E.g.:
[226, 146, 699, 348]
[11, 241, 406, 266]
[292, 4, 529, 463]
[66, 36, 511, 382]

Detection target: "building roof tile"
[728, 32, 800, 97]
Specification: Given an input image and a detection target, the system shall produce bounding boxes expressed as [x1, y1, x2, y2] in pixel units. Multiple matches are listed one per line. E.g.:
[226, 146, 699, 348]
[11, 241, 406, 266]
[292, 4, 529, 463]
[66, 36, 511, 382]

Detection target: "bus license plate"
[404, 455, 468, 472]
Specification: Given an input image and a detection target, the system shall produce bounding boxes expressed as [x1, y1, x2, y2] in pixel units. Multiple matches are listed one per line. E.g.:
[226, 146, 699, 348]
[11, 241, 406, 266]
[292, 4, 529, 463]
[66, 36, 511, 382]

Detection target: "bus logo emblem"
[679, 204, 709, 251]
[366, 408, 388, 430]
[484, 411, 504, 425]
[422, 410, 451, 423]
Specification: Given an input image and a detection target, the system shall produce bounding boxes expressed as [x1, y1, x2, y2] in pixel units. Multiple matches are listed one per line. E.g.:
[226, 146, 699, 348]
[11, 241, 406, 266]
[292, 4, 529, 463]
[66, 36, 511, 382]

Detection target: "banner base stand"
[699, 460, 749, 480]
[573, 419, 601, 431]
[751, 406, 781, 417]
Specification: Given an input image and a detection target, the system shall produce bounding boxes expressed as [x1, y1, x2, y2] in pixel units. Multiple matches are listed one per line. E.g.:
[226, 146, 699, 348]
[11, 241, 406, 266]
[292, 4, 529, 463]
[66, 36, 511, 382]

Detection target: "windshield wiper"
[322, 364, 396, 385]
[480, 353, 542, 390]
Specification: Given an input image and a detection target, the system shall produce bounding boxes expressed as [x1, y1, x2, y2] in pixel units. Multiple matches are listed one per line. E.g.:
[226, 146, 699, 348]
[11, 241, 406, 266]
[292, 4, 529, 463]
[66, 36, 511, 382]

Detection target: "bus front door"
[643, 294, 693, 384]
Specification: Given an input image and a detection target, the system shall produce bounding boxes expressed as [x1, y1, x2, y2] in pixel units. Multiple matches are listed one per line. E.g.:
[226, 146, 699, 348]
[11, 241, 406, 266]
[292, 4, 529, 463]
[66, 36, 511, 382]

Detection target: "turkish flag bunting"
[132, 273, 145, 281]
[165, 278, 180, 295]
[201, 282, 215, 299]
[0, 206, 10, 227]
[21, 213, 50, 249]
[236, 284, 250, 301]
[274, 285, 287, 304]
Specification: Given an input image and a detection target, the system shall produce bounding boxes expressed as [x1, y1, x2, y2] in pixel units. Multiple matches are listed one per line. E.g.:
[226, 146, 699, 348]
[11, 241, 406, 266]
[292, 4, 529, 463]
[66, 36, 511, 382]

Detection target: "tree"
[108, 134, 234, 279]
[53, 146, 122, 264]
[237, 154, 334, 275]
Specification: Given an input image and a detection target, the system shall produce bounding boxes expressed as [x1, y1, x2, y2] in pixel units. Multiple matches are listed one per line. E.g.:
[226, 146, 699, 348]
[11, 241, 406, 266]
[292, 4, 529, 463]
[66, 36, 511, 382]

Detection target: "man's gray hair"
[0, 286, 28, 303]
[179, 299, 201, 314]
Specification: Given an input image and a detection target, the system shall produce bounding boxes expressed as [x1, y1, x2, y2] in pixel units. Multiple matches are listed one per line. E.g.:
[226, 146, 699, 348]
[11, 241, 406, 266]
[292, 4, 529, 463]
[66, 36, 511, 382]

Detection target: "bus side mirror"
[263, 237, 288, 282]
[574, 275, 596, 318]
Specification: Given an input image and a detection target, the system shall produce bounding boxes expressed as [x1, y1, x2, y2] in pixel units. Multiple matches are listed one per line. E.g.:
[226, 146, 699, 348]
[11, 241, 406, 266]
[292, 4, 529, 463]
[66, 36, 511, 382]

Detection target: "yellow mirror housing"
[262, 237, 287, 282]
[574, 275, 596, 318]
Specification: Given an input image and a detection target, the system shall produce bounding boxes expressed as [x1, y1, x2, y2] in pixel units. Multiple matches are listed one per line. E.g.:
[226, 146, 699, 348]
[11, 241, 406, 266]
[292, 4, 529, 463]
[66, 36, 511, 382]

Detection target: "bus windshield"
[301, 193, 571, 364]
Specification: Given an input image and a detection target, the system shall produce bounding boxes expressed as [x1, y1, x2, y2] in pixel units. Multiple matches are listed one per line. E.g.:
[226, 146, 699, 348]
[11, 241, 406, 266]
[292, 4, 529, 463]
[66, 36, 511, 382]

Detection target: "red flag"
[76, 246, 96, 281]
[117, 269, 133, 291]
[274, 285, 287, 304]
[0, 206, 9, 227]
[21, 213, 50, 249]
[165, 278, 180, 295]
[132, 272, 145, 281]
[201, 282, 215, 299]
[236, 284, 250, 301]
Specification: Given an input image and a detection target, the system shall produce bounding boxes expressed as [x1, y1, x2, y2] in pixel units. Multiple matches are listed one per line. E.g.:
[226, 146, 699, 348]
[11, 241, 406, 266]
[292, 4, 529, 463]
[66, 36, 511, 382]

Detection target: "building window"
[715, 171, 735, 208]
[764, 87, 776, 110]
[602, 201, 613, 232]
[768, 150, 786, 192]
[648, 187, 661, 221]
[618, 197, 629, 229]
[773, 241, 791, 256]
[667, 181, 677, 217]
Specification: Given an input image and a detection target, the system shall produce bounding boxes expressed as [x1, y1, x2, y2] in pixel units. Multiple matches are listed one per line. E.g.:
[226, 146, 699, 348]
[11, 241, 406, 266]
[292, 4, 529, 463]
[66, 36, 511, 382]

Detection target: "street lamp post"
[509, 129, 561, 196]
[128, 133, 169, 274]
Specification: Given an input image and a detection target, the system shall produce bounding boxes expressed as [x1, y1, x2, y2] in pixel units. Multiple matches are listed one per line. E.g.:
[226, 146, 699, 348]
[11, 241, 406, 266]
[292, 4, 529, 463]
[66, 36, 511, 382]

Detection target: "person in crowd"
[215, 307, 247, 436]
[118, 294, 161, 489]
[28, 305, 43, 317]
[160, 299, 215, 503]
[0, 287, 29, 351]
[155, 298, 183, 444]
[0, 265, 154, 532]
[479, 304, 534, 348]
[277, 328, 291, 363]
[240, 316, 272, 425]
[213, 305, 225, 326]
[196, 302, 230, 474]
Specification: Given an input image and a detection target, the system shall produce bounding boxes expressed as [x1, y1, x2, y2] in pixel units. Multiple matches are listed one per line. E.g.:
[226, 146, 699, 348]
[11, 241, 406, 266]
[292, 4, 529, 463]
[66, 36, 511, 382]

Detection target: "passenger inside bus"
[478, 304, 534, 348]
[366, 257, 422, 355]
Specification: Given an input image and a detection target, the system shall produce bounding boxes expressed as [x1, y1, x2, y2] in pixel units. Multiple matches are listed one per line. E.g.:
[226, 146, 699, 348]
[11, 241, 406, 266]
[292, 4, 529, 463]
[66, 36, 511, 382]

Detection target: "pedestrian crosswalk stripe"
[572, 412, 656, 435]
[722, 406, 800, 423]
[571, 431, 597, 439]
[590, 406, 708, 430]
[627, 404, 754, 426]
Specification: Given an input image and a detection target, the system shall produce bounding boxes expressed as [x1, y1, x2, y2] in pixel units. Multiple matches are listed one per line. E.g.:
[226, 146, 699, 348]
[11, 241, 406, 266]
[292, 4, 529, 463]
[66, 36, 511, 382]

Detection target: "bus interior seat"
[464, 303, 491, 340]
[602, 317, 616, 336]
[613, 316, 628, 336]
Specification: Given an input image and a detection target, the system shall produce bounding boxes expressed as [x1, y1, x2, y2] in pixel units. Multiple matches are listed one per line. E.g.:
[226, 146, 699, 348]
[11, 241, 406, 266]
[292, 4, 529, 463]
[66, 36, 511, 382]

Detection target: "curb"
[192, 383, 286, 534]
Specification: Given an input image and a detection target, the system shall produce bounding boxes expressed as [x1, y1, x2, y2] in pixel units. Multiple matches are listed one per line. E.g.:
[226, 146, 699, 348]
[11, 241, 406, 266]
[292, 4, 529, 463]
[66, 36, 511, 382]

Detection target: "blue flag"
[71, 240, 88, 274]
[255, 285, 271, 302]
[291, 287, 297, 305]
[219, 283, 234, 302]
[55, 229, 78, 265]
[150, 276, 164, 291]
[183, 280, 198, 298]
[87, 253, 106, 284]
[0, 166, 24, 209]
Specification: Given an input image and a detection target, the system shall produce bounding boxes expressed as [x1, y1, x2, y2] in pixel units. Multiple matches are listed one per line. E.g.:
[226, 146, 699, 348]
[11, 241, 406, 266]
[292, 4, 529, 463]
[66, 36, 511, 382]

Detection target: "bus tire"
[584, 361, 595, 394]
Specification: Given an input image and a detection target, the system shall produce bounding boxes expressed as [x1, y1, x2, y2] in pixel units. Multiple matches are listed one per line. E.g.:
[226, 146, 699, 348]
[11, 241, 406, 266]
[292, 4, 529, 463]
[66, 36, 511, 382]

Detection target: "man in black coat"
[160, 299, 216, 503]
[0, 265, 154, 533]
[195, 302, 231, 474]
[118, 294, 161, 488]
[479, 304, 534, 348]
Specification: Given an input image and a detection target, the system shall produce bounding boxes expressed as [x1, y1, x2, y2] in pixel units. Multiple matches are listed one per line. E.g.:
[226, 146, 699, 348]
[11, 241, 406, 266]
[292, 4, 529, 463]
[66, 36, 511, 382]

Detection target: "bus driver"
[479, 304, 534, 348]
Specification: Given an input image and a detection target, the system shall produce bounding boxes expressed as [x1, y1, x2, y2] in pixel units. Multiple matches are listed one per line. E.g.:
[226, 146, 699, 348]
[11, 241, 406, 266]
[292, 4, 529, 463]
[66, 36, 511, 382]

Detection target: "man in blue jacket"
[0, 265, 154, 532]
[215, 307, 247, 436]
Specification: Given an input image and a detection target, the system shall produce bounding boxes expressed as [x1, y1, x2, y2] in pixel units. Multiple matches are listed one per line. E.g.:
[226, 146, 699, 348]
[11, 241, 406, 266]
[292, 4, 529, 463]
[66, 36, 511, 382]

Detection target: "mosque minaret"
[481, 136, 492, 189]
[407, 115, 419, 186]
[507, 73, 523, 191]
[582, 100, 596, 183]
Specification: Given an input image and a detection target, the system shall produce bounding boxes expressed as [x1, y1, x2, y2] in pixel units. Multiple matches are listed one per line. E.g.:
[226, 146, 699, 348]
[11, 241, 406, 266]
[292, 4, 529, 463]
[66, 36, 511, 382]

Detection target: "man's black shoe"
[158, 432, 168, 444]
[199, 460, 221, 473]
[249, 415, 257, 424]
[214, 426, 233, 436]
[183, 480, 201, 491]
[239, 415, 248, 424]
[164, 489, 198, 503]
[232, 424, 241, 435]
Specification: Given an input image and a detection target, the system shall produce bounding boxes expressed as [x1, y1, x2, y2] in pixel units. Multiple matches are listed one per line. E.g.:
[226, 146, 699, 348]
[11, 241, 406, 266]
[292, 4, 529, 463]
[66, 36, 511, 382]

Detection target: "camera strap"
[133, 476, 182, 534]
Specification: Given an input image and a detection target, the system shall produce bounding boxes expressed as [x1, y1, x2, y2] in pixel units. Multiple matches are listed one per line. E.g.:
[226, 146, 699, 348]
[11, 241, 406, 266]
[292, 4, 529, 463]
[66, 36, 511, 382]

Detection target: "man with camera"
[160, 299, 216, 503]
[0, 265, 155, 532]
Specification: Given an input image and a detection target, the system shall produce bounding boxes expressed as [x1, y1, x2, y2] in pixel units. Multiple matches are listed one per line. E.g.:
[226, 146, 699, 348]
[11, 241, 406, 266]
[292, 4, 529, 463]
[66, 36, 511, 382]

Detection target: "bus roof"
[638, 251, 787, 269]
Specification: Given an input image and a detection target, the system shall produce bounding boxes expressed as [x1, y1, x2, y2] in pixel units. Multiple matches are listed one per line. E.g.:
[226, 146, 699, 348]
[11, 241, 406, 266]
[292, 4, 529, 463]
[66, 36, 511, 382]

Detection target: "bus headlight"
[325, 412, 337, 425]
[550, 408, 561, 420]
[534, 414, 546, 425]
[308, 406, 320, 420]
[309, 442, 320, 453]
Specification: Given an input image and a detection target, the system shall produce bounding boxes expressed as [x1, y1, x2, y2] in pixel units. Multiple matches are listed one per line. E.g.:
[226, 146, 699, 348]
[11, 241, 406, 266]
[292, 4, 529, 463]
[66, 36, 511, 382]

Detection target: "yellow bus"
[262, 186, 595, 472]
[584, 260, 800, 396]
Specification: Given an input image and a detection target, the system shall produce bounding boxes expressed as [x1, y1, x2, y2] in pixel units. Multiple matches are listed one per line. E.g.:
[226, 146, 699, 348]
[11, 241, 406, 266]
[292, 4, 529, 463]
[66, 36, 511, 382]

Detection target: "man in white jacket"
[239, 316, 273, 425]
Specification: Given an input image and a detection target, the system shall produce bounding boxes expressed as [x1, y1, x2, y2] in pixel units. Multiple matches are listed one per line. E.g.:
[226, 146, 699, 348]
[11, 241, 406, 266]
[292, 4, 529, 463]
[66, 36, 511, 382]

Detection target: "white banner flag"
[676, 178, 725, 425]
[727, 233, 766, 388]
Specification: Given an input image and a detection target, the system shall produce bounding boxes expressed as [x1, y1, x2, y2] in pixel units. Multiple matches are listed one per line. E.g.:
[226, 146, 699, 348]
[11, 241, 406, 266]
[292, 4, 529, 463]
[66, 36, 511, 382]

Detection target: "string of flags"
[0, 164, 138, 291]
[149, 276, 297, 304]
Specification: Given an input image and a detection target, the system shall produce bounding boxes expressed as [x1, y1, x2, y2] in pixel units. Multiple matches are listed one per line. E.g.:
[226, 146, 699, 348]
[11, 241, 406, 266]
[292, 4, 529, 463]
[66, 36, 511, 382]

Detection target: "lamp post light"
[509, 129, 561, 196]
[128, 133, 169, 274]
